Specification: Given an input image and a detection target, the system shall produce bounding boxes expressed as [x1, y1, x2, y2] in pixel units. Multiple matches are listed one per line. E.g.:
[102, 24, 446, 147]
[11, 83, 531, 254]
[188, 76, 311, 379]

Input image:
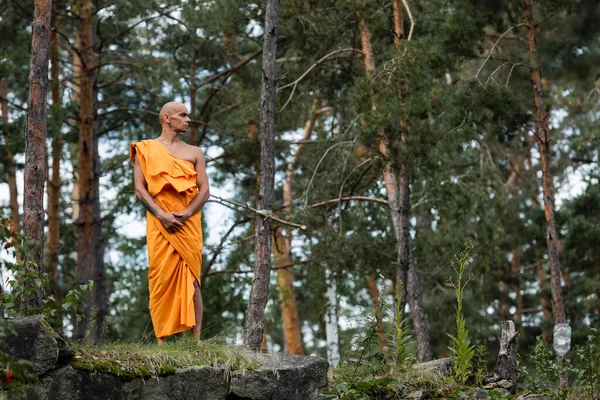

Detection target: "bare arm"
[174, 147, 210, 221]
[133, 153, 183, 233]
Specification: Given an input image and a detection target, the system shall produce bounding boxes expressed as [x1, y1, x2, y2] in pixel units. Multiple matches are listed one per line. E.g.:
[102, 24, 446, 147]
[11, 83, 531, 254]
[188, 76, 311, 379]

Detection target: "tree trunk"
[75, 0, 106, 342]
[483, 320, 519, 393]
[0, 80, 20, 234]
[524, 0, 566, 325]
[70, 36, 82, 223]
[188, 49, 198, 145]
[45, 2, 62, 303]
[408, 250, 432, 361]
[368, 274, 387, 351]
[512, 249, 523, 334]
[273, 109, 319, 355]
[359, 17, 408, 320]
[325, 268, 340, 367]
[392, 2, 432, 361]
[243, 0, 279, 350]
[22, 0, 52, 311]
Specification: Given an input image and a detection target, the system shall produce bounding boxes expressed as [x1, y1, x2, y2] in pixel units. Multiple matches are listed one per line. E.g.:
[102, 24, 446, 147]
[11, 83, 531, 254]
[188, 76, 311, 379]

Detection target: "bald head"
[159, 102, 191, 133]
[160, 102, 187, 125]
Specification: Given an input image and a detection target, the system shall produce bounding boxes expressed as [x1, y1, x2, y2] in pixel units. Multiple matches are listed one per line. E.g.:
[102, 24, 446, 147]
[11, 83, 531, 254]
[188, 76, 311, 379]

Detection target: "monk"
[130, 102, 210, 345]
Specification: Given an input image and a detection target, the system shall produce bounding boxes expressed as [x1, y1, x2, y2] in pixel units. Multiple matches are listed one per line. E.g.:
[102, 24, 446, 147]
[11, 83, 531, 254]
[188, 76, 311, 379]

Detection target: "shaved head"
[160, 102, 187, 124]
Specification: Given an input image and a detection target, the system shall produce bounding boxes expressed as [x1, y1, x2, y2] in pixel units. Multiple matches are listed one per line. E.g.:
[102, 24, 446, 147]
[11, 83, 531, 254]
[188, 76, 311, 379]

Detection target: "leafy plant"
[393, 281, 414, 368]
[473, 344, 487, 386]
[446, 241, 476, 384]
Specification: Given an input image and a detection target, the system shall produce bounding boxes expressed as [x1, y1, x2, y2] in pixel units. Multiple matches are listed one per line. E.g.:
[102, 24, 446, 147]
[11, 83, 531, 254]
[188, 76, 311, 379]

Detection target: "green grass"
[71, 336, 259, 380]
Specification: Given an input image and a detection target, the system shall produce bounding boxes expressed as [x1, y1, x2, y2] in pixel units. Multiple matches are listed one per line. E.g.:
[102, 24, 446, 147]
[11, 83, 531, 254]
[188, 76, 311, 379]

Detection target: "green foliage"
[393, 281, 414, 368]
[519, 330, 600, 400]
[0, 217, 93, 396]
[473, 344, 488, 386]
[447, 241, 476, 384]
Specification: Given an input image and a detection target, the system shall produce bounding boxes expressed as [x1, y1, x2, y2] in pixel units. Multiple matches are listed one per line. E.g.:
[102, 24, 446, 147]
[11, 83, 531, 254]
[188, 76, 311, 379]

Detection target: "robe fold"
[130, 139, 203, 338]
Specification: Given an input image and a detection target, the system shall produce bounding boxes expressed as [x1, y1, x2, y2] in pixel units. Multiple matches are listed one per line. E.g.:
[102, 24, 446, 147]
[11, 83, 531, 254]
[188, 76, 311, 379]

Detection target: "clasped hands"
[158, 210, 191, 234]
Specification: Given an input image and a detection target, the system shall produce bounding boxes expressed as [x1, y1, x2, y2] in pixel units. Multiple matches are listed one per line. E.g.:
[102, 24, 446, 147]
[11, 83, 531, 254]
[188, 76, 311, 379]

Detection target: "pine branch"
[209, 195, 306, 230]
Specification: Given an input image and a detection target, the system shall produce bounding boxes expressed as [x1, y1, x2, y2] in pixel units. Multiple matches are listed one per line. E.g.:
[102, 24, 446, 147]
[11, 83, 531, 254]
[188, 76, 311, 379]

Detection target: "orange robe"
[130, 139, 203, 338]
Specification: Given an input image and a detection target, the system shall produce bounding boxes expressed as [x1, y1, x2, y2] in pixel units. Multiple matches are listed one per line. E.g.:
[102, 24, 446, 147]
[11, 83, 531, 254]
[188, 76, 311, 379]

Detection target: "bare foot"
[157, 337, 166, 346]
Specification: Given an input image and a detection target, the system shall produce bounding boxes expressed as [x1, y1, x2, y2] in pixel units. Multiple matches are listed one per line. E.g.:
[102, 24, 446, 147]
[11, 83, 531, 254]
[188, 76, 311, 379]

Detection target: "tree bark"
[325, 268, 340, 367]
[188, 49, 198, 145]
[391, 2, 432, 361]
[243, 0, 279, 351]
[45, 2, 62, 303]
[524, 0, 566, 325]
[273, 109, 319, 355]
[22, 0, 52, 311]
[0, 80, 20, 234]
[484, 320, 519, 393]
[359, 17, 408, 321]
[75, 0, 106, 342]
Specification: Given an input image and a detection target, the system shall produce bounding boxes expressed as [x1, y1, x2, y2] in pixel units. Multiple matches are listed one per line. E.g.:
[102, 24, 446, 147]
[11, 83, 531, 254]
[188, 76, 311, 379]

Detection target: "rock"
[31, 365, 124, 400]
[228, 352, 328, 400]
[483, 379, 513, 390]
[467, 388, 489, 399]
[123, 366, 229, 400]
[515, 395, 548, 400]
[405, 389, 427, 399]
[413, 358, 453, 377]
[11, 317, 328, 400]
[1, 316, 74, 374]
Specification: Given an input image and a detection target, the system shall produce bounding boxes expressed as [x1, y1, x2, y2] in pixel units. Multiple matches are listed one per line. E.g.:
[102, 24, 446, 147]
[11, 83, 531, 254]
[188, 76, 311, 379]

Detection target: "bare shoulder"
[185, 144, 206, 166]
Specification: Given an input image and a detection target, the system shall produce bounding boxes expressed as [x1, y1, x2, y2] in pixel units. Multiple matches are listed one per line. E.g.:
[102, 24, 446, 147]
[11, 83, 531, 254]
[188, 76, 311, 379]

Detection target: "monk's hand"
[173, 211, 190, 223]
[159, 212, 184, 233]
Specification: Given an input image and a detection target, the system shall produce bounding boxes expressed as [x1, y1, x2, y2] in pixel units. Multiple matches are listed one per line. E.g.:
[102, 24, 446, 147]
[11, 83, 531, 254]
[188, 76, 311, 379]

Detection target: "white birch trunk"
[325, 268, 340, 367]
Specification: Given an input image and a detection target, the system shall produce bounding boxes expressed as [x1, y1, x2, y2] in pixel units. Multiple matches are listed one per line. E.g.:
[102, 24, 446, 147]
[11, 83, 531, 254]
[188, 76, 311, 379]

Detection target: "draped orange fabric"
[130, 139, 203, 338]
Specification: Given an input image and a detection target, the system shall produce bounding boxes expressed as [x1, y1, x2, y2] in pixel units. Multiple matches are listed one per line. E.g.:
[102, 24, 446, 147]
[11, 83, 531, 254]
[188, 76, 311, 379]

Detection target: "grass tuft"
[71, 335, 259, 380]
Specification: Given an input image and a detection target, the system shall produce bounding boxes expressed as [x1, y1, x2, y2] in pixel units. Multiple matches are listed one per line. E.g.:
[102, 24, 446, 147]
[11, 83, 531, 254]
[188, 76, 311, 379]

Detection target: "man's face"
[166, 106, 191, 133]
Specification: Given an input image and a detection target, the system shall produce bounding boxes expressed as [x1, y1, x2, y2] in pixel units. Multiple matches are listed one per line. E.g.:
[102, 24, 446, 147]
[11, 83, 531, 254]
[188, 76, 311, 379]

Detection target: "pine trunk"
[524, 0, 566, 325]
[359, 17, 409, 319]
[188, 50, 198, 145]
[22, 0, 52, 311]
[273, 111, 318, 355]
[243, 0, 279, 350]
[392, 2, 432, 361]
[75, 0, 106, 342]
[45, 2, 61, 303]
[0, 80, 20, 233]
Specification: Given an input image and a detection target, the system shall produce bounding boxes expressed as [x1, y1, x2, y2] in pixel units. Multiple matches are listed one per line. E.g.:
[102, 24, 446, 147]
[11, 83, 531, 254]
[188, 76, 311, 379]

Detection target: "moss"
[69, 337, 257, 381]
[71, 359, 161, 381]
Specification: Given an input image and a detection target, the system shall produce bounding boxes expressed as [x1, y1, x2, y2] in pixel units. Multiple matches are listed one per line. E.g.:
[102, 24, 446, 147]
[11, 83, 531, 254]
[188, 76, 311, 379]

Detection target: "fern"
[393, 281, 414, 367]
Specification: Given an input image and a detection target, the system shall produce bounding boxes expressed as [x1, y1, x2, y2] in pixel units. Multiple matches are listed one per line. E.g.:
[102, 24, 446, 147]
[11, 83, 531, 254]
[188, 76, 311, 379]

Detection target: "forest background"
[0, 0, 599, 367]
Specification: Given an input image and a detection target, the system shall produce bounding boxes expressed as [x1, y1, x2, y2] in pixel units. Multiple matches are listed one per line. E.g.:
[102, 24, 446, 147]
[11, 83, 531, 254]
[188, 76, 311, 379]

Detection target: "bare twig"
[303, 140, 357, 207]
[201, 217, 251, 283]
[277, 48, 364, 111]
[401, 0, 415, 41]
[308, 196, 389, 208]
[210, 195, 306, 230]
[475, 24, 526, 81]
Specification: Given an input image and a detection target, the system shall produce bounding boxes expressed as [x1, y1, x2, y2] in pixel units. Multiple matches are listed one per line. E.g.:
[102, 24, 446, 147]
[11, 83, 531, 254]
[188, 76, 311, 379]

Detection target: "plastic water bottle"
[553, 324, 571, 356]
